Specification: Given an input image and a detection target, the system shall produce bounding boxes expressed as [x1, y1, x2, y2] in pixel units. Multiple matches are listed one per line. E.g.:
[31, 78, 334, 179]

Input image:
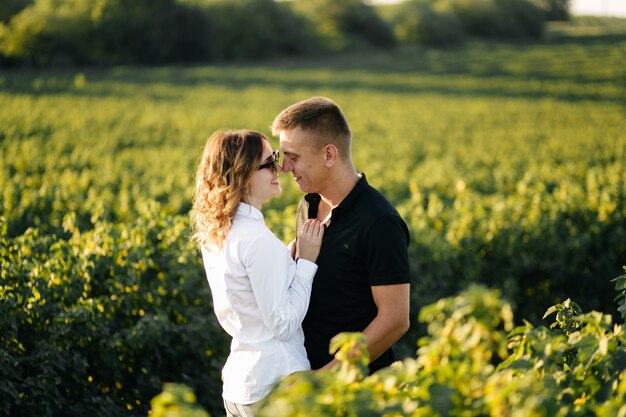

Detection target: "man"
[271, 96, 411, 373]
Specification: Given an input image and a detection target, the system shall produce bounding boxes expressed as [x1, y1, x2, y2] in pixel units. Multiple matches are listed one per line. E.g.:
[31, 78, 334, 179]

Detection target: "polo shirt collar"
[235, 202, 264, 222]
[335, 173, 368, 213]
[304, 173, 369, 215]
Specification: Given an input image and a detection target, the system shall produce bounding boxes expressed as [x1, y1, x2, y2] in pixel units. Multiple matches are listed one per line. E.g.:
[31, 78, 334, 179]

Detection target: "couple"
[192, 97, 411, 417]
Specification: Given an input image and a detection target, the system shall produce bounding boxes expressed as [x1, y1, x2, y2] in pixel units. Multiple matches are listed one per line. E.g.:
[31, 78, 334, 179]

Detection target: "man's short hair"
[271, 97, 352, 158]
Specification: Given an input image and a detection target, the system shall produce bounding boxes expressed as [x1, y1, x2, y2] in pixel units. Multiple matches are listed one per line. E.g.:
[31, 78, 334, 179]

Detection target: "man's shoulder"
[359, 184, 401, 218]
[357, 185, 409, 242]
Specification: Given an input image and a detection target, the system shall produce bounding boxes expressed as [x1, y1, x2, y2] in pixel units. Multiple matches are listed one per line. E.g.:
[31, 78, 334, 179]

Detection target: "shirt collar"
[235, 202, 264, 222]
[335, 173, 368, 213]
[304, 173, 369, 215]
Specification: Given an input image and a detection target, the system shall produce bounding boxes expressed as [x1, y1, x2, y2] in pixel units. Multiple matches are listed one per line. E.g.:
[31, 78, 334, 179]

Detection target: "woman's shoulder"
[231, 211, 267, 233]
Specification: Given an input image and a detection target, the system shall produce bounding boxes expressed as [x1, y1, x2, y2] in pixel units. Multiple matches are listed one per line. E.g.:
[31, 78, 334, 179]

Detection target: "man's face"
[279, 127, 327, 194]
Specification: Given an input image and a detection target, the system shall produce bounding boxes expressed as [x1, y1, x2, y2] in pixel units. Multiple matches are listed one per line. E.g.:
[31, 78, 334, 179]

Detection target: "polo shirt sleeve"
[242, 230, 318, 341]
[365, 214, 411, 285]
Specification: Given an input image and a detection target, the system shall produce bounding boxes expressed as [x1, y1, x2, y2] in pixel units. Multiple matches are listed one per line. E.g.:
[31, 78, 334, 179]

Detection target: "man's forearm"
[364, 283, 411, 363]
[361, 313, 410, 363]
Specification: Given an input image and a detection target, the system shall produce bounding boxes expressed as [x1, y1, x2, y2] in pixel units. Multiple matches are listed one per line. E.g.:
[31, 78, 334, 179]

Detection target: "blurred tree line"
[0, 0, 571, 66]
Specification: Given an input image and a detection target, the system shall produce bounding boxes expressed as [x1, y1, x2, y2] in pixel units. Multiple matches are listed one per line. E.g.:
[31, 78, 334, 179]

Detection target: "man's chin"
[293, 178, 310, 193]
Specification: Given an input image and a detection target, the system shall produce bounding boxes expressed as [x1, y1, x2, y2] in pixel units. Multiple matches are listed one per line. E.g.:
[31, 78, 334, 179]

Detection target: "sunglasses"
[258, 150, 280, 172]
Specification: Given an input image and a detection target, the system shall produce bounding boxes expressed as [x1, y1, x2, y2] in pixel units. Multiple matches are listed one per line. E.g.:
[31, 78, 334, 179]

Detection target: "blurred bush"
[0, 0, 219, 65]
[0, 0, 97, 66]
[0, 0, 32, 23]
[93, 0, 218, 64]
[0, 0, 396, 66]
[441, 0, 545, 39]
[532, 0, 570, 21]
[289, 0, 396, 51]
[208, 0, 317, 60]
[0, 0, 559, 65]
[391, 1, 465, 46]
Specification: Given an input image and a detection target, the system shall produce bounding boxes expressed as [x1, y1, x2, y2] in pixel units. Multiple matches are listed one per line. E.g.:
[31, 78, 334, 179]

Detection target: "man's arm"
[319, 213, 411, 371]
[319, 283, 410, 370]
[362, 283, 410, 362]
[361, 215, 411, 365]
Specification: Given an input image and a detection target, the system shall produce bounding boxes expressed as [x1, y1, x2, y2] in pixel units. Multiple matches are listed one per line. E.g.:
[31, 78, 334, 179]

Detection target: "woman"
[191, 129, 324, 417]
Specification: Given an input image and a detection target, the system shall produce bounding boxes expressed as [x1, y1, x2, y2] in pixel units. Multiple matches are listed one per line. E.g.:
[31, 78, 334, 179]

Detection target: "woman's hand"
[287, 239, 296, 260]
[296, 219, 324, 262]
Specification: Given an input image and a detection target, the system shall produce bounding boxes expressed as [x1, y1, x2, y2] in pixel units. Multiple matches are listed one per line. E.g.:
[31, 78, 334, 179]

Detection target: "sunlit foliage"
[1, 23, 625, 415]
[253, 285, 626, 416]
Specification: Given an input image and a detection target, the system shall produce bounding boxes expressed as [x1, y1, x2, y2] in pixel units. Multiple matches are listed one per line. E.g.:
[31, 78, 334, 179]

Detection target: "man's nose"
[281, 159, 293, 172]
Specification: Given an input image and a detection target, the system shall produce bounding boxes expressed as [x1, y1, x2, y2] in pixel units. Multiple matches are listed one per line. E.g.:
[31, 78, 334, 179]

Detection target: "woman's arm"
[244, 219, 323, 341]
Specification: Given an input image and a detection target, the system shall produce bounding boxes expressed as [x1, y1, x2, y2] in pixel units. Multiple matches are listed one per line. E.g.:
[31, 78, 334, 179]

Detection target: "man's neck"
[318, 168, 360, 210]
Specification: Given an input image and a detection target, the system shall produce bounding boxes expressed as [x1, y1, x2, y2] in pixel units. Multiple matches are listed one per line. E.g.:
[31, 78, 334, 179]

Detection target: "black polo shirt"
[295, 174, 410, 373]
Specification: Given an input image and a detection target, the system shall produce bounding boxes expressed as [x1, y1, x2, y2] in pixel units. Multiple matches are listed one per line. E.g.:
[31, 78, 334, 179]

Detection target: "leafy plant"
[612, 267, 626, 321]
[0, 214, 229, 417]
[252, 285, 626, 416]
[150, 383, 210, 417]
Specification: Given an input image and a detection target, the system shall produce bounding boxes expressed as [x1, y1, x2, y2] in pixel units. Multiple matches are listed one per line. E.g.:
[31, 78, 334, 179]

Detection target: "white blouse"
[201, 203, 317, 404]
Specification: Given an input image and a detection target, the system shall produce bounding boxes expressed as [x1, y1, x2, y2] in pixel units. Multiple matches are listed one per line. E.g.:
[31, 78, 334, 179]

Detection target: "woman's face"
[247, 139, 281, 209]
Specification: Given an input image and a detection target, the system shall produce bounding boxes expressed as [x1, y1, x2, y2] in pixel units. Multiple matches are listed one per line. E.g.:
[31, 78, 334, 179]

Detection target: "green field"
[2, 22, 626, 416]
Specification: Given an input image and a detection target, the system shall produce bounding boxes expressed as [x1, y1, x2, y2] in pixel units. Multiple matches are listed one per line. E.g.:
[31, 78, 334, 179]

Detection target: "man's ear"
[323, 144, 338, 167]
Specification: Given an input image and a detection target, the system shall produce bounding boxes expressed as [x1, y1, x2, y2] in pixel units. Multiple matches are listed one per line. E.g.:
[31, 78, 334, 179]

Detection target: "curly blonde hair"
[192, 129, 265, 249]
